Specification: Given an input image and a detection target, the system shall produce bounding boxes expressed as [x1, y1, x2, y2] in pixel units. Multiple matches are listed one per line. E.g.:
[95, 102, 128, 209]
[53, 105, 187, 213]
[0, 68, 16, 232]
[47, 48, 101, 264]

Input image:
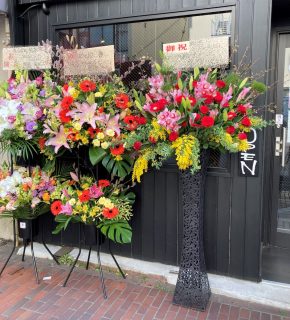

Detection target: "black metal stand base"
[0, 218, 59, 284]
[63, 223, 126, 299]
[173, 151, 211, 311]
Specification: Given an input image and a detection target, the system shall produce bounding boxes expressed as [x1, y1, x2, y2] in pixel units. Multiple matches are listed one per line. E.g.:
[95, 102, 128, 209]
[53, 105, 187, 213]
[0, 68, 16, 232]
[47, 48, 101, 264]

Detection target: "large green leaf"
[102, 155, 132, 178]
[89, 147, 107, 166]
[52, 215, 73, 234]
[99, 220, 132, 244]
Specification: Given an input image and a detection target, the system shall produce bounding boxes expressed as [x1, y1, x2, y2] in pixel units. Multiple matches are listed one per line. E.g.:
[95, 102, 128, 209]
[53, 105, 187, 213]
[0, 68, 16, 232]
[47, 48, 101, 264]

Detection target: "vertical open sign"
[238, 128, 259, 177]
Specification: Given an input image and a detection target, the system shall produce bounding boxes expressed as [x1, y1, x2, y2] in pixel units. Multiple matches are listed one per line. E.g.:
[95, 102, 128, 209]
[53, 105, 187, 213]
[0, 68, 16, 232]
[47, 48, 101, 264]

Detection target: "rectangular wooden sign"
[63, 45, 115, 76]
[3, 46, 52, 70]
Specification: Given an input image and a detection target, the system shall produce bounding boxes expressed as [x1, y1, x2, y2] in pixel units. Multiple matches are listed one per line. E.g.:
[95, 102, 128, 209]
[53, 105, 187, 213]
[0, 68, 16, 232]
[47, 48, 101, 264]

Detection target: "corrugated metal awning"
[0, 0, 8, 13]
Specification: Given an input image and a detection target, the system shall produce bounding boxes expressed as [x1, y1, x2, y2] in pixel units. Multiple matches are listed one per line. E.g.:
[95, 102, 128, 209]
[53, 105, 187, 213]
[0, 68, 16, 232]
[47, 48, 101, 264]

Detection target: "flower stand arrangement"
[0, 166, 59, 283]
[0, 50, 269, 310]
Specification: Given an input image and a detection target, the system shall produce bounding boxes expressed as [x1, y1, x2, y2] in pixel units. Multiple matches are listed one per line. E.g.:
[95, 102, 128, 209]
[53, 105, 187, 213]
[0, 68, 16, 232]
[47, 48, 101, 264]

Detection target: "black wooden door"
[270, 33, 290, 249]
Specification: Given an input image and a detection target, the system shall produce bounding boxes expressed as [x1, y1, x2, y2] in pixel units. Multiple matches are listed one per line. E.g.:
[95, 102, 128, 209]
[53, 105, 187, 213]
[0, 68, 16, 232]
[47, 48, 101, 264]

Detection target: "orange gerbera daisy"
[102, 207, 119, 219]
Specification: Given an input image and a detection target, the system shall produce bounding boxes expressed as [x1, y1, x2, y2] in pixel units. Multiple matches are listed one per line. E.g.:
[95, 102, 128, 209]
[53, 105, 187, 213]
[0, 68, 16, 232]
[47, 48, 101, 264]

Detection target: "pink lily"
[45, 125, 70, 153]
[67, 102, 98, 129]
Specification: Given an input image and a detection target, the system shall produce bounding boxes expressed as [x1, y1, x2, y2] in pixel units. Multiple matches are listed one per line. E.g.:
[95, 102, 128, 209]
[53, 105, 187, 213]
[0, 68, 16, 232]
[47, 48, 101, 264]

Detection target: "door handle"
[282, 127, 287, 167]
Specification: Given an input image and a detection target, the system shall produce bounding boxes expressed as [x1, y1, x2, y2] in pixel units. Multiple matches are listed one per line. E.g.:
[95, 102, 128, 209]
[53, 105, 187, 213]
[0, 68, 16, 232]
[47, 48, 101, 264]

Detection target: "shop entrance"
[263, 33, 290, 284]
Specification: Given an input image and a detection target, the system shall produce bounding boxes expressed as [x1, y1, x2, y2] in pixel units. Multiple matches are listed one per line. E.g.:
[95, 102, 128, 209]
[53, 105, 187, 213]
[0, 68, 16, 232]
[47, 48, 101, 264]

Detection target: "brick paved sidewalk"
[0, 244, 289, 320]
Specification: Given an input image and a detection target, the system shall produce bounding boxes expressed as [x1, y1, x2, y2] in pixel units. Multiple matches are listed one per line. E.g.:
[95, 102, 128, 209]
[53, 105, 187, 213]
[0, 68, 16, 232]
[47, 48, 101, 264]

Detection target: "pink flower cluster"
[157, 108, 181, 132]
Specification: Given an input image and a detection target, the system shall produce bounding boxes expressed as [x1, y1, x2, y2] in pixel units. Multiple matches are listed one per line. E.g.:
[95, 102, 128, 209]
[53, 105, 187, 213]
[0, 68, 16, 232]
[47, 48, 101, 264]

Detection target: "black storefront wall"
[8, 0, 272, 281]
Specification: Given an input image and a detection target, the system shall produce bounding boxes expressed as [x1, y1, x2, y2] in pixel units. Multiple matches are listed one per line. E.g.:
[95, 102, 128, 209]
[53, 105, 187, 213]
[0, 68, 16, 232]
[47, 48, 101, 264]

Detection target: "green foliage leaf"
[194, 67, 200, 79]
[89, 147, 107, 166]
[178, 78, 183, 91]
[52, 215, 73, 234]
[99, 220, 132, 244]
[86, 92, 95, 105]
[102, 155, 132, 178]
[155, 63, 161, 73]
[223, 109, 228, 122]
[251, 80, 267, 93]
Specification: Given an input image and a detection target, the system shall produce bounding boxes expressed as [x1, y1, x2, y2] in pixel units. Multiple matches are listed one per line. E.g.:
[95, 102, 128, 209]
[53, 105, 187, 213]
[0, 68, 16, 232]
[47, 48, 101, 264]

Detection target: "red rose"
[223, 102, 230, 108]
[137, 116, 147, 125]
[98, 180, 110, 188]
[201, 116, 215, 127]
[169, 131, 179, 142]
[214, 91, 223, 103]
[227, 111, 237, 120]
[175, 95, 185, 104]
[238, 132, 247, 140]
[192, 80, 198, 88]
[59, 109, 71, 123]
[241, 117, 251, 127]
[115, 93, 130, 109]
[63, 84, 69, 91]
[216, 80, 226, 88]
[199, 105, 209, 114]
[110, 144, 125, 156]
[226, 126, 235, 135]
[61, 96, 74, 108]
[133, 141, 142, 151]
[102, 207, 119, 219]
[181, 121, 188, 127]
[79, 80, 96, 92]
[149, 136, 156, 144]
[51, 200, 62, 216]
[188, 96, 197, 106]
[237, 104, 247, 114]
[79, 190, 91, 203]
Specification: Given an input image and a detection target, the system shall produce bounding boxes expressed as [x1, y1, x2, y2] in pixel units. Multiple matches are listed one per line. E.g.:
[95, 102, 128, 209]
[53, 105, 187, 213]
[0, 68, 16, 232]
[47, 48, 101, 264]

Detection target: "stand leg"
[86, 247, 91, 270]
[30, 224, 39, 284]
[0, 218, 16, 276]
[22, 242, 27, 262]
[108, 241, 126, 279]
[96, 243, 107, 299]
[63, 223, 82, 287]
[42, 224, 59, 265]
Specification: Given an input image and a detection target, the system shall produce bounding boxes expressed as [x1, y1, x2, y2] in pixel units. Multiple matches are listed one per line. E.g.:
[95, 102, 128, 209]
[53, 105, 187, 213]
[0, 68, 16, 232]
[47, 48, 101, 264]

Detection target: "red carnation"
[192, 80, 198, 87]
[227, 111, 237, 120]
[61, 96, 74, 109]
[79, 190, 91, 203]
[223, 102, 230, 108]
[199, 105, 209, 114]
[102, 207, 119, 219]
[204, 94, 214, 105]
[238, 132, 247, 140]
[63, 84, 69, 91]
[201, 116, 215, 128]
[149, 136, 156, 144]
[110, 144, 125, 156]
[169, 131, 179, 142]
[214, 91, 223, 103]
[226, 126, 235, 135]
[79, 80, 96, 92]
[237, 104, 247, 114]
[51, 200, 62, 216]
[59, 109, 71, 123]
[98, 180, 110, 188]
[115, 93, 130, 109]
[216, 80, 226, 88]
[38, 137, 46, 150]
[133, 141, 142, 151]
[241, 117, 251, 127]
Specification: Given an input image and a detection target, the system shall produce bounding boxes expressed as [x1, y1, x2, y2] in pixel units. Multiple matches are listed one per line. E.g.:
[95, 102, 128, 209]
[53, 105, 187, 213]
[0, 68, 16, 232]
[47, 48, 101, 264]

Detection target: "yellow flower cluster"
[132, 153, 149, 182]
[149, 119, 167, 141]
[238, 140, 250, 151]
[172, 135, 199, 170]
[98, 197, 114, 209]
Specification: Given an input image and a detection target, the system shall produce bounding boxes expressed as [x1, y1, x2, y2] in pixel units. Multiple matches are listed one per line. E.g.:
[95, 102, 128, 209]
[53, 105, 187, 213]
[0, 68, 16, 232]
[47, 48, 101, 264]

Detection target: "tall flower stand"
[173, 151, 211, 311]
[63, 223, 126, 299]
[0, 216, 59, 284]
